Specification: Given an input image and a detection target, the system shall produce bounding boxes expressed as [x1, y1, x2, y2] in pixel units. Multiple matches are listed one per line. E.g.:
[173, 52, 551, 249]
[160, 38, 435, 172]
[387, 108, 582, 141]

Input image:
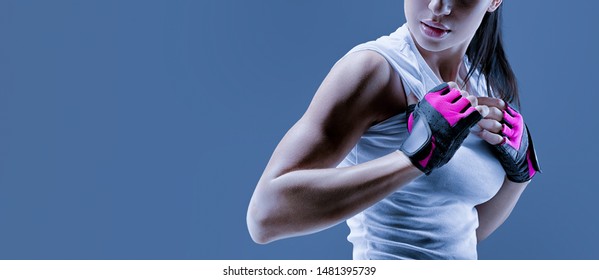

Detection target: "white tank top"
[339, 24, 506, 259]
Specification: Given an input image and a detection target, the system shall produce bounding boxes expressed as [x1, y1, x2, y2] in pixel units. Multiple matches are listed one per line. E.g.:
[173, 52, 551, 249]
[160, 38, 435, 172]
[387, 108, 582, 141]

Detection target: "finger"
[407, 93, 419, 105]
[459, 89, 471, 100]
[466, 95, 478, 107]
[477, 97, 506, 110]
[502, 124, 512, 137]
[454, 84, 470, 98]
[503, 106, 521, 124]
[445, 82, 469, 99]
[476, 129, 504, 145]
[485, 106, 504, 121]
[475, 105, 489, 118]
[447, 81, 459, 90]
[477, 119, 503, 134]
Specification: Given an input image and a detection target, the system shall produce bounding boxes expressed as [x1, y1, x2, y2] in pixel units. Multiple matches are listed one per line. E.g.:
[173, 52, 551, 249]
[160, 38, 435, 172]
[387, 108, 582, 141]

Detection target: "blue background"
[1, 0, 597, 259]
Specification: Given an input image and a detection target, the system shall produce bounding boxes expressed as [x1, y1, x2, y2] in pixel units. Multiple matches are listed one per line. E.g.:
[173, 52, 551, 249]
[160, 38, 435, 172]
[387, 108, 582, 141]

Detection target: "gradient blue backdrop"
[1, 0, 597, 259]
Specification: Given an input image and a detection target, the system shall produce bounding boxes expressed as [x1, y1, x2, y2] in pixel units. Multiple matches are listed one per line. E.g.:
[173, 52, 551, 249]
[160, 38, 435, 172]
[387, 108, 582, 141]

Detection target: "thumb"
[447, 81, 460, 91]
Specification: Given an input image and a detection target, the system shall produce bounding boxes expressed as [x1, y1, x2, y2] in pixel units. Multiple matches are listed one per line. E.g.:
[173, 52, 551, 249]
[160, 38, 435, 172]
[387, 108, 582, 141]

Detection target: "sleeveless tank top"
[339, 24, 506, 259]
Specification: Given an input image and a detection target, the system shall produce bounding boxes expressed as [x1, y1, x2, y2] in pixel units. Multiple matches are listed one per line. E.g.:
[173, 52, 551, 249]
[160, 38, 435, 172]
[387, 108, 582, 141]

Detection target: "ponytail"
[465, 6, 520, 109]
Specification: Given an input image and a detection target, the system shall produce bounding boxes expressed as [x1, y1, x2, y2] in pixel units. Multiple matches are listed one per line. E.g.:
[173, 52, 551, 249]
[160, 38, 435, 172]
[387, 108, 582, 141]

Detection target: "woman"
[247, 0, 540, 259]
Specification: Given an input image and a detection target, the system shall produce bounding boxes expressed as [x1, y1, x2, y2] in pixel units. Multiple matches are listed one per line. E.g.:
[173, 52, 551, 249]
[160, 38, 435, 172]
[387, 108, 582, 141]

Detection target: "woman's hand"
[474, 97, 506, 145]
[475, 97, 541, 183]
[400, 82, 489, 174]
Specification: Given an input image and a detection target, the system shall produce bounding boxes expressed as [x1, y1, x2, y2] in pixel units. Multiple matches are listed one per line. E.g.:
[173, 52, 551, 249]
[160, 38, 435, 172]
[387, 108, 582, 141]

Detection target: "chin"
[409, 24, 450, 52]
[413, 34, 452, 52]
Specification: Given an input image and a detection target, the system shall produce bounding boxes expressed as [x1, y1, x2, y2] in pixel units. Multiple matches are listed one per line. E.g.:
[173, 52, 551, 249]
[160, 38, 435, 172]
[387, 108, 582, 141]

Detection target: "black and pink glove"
[493, 105, 541, 183]
[400, 83, 483, 174]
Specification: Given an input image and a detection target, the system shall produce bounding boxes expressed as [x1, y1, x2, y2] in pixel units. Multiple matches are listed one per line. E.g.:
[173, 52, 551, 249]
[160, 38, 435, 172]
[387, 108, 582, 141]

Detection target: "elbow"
[247, 224, 274, 245]
[476, 228, 491, 243]
[476, 233, 485, 243]
[247, 178, 301, 244]
[246, 200, 278, 244]
[246, 213, 271, 244]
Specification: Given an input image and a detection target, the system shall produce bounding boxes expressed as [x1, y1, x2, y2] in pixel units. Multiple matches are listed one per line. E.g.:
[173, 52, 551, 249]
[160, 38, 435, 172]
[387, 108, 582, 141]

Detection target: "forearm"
[247, 151, 421, 244]
[476, 178, 529, 242]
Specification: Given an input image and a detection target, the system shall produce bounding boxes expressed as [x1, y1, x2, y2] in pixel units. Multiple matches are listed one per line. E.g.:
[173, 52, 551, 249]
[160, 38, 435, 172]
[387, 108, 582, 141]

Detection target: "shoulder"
[335, 49, 406, 100]
[305, 50, 407, 127]
[340, 50, 408, 118]
[331, 50, 392, 84]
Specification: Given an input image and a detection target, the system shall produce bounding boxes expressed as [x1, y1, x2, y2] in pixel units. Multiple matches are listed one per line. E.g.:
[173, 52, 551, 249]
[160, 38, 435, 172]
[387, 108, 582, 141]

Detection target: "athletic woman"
[247, 0, 540, 259]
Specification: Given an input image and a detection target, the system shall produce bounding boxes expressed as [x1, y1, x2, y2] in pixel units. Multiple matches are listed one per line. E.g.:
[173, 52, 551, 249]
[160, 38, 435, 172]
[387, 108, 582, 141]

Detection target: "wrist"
[394, 150, 425, 176]
[504, 176, 531, 188]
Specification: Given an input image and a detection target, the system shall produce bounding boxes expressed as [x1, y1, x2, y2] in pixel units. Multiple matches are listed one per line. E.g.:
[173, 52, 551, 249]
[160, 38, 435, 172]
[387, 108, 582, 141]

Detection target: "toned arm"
[474, 96, 533, 242]
[247, 51, 422, 244]
[476, 178, 529, 242]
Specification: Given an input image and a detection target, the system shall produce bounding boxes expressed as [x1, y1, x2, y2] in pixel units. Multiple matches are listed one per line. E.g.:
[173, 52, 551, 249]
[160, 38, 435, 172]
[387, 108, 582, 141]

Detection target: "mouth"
[420, 20, 451, 39]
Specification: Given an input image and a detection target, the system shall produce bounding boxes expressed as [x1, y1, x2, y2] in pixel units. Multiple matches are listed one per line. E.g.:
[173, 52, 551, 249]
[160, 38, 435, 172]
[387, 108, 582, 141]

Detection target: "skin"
[247, 0, 530, 246]
[475, 96, 529, 241]
[406, 0, 502, 79]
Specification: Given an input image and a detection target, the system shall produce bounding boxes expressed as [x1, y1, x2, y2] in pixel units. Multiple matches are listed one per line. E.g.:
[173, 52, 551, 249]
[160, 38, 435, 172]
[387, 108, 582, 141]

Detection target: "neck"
[413, 38, 469, 86]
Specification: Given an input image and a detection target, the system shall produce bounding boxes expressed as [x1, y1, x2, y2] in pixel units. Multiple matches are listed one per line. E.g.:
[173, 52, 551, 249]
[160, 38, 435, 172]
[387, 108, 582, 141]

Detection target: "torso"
[339, 23, 506, 260]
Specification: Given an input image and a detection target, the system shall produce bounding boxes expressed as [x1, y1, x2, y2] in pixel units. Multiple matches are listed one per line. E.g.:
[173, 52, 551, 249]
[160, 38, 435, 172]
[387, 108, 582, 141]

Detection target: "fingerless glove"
[493, 105, 541, 183]
[400, 83, 483, 174]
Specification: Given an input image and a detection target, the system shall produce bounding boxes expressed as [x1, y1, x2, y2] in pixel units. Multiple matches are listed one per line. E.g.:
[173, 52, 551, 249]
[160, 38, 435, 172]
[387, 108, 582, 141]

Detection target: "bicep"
[260, 51, 406, 182]
[263, 114, 364, 182]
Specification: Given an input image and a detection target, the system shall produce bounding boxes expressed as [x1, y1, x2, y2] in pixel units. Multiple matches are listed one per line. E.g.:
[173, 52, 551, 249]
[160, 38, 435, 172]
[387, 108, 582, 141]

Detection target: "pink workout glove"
[400, 83, 483, 174]
[493, 105, 541, 183]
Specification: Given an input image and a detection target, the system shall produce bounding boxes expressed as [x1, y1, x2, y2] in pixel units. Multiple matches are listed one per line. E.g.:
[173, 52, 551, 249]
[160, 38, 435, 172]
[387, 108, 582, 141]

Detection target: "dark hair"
[464, 5, 520, 109]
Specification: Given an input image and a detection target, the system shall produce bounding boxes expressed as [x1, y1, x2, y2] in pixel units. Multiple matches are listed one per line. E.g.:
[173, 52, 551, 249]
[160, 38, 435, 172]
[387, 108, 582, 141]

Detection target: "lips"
[420, 20, 450, 38]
